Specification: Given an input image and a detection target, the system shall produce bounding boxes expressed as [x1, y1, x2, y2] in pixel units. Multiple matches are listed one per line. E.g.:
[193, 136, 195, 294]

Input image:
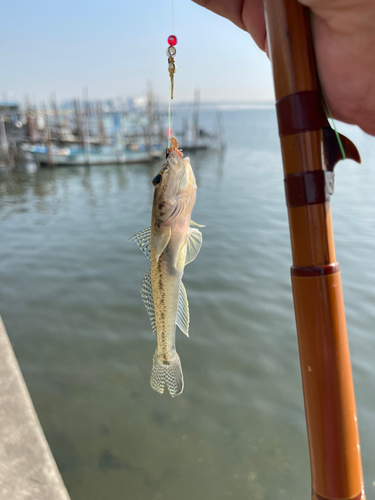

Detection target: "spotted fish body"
[131, 149, 203, 397]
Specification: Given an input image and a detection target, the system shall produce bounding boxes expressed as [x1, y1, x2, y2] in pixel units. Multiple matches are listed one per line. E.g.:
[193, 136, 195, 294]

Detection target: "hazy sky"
[0, 0, 275, 104]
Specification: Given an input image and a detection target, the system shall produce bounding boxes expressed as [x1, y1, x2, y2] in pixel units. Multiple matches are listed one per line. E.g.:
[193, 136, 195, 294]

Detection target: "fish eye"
[152, 174, 162, 186]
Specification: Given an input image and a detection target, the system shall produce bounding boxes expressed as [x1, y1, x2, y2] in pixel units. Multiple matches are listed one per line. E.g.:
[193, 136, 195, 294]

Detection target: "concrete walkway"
[0, 316, 71, 500]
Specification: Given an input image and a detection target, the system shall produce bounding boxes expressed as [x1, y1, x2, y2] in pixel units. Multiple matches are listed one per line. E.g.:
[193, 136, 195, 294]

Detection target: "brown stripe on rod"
[312, 489, 365, 500]
[291, 263, 340, 277]
[284, 171, 334, 208]
[276, 91, 329, 137]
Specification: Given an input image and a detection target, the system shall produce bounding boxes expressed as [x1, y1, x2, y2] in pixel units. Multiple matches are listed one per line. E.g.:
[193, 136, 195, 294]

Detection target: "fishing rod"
[263, 1, 365, 499]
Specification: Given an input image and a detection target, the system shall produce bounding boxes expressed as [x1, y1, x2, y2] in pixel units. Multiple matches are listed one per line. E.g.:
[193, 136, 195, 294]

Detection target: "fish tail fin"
[150, 351, 184, 397]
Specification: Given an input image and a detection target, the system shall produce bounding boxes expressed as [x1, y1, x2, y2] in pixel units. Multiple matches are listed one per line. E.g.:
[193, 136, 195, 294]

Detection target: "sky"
[0, 0, 275, 105]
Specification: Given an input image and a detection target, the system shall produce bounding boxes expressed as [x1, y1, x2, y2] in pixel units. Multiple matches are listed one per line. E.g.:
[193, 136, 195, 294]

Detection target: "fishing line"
[168, 80, 172, 147]
[167, 0, 176, 148]
[309, 10, 346, 160]
[321, 86, 346, 160]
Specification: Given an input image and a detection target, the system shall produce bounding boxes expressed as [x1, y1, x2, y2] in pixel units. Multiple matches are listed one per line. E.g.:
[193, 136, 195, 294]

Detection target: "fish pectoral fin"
[130, 227, 151, 260]
[150, 351, 184, 397]
[176, 281, 190, 337]
[191, 220, 205, 228]
[185, 228, 203, 265]
[153, 227, 171, 261]
[141, 270, 156, 335]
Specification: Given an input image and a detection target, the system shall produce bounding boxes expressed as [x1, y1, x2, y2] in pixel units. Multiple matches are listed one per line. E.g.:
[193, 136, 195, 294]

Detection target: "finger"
[242, 0, 267, 51]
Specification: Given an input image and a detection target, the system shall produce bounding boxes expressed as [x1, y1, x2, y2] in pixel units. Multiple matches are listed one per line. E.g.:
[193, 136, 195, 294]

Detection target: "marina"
[0, 89, 225, 170]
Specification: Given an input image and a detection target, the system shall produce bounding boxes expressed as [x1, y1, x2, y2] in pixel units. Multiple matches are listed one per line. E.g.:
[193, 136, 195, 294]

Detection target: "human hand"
[192, 0, 375, 136]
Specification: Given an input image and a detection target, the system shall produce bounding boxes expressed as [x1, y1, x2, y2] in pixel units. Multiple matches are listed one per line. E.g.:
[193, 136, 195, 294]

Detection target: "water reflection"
[1, 110, 375, 500]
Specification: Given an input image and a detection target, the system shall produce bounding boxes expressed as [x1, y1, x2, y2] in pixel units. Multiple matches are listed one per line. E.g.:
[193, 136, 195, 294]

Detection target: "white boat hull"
[30, 150, 162, 166]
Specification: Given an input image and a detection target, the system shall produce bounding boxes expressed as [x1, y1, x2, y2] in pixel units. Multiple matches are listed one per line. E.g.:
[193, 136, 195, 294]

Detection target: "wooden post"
[263, 1, 365, 499]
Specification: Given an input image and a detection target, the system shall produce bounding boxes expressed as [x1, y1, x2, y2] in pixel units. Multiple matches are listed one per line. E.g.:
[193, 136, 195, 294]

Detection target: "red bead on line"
[168, 35, 177, 46]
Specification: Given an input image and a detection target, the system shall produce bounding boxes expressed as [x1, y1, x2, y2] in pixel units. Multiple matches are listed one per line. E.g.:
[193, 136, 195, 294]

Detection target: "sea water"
[1, 108, 375, 500]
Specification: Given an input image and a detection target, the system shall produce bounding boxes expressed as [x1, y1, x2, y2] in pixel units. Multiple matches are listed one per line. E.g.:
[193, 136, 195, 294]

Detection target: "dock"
[0, 316, 71, 500]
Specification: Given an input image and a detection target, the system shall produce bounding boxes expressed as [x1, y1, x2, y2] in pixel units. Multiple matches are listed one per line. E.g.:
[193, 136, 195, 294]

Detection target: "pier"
[0, 316, 70, 500]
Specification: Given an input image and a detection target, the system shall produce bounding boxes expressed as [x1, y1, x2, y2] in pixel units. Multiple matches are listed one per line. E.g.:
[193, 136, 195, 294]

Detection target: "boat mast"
[83, 87, 91, 165]
[97, 100, 106, 145]
[263, 1, 365, 499]
[0, 115, 9, 161]
[74, 98, 83, 147]
[51, 92, 59, 128]
[45, 107, 55, 167]
[193, 88, 200, 146]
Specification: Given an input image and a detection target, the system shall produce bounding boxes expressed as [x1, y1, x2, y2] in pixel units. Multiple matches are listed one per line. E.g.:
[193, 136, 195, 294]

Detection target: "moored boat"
[24, 144, 162, 166]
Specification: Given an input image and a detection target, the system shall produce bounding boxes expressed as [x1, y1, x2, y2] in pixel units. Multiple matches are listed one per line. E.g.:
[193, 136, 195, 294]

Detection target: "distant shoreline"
[168, 101, 275, 111]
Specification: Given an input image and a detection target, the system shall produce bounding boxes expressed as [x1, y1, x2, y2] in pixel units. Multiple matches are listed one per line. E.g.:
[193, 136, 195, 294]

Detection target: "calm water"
[1, 109, 375, 500]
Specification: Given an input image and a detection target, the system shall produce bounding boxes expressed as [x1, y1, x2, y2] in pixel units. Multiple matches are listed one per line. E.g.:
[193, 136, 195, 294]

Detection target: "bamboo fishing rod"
[263, 1, 365, 499]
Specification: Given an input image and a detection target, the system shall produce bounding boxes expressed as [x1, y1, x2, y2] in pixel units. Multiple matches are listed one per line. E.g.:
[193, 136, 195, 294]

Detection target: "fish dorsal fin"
[185, 228, 203, 266]
[141, 270, 156, 335]
[153, 227, 171, 261]
[130, 227, 151, 260]
[176, 281, 190, 337]
[190, 220, 205, 228]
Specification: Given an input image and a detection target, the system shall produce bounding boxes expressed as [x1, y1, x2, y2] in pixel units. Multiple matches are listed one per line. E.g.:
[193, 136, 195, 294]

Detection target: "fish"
[131, 139, 203, 397]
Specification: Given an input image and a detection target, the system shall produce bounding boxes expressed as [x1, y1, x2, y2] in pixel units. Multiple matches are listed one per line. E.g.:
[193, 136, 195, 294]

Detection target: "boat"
[178, 122, 224, 151]
[24, 144, 162, 166]
[177, 90, 226, 152]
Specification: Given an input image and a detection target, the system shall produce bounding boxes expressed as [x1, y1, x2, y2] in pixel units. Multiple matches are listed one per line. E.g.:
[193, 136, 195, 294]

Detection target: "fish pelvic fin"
[185, 228, 202, 265]
[153, 227, 171, 261]
[190, 220, 205, 228]
[150, 351, 184, 397]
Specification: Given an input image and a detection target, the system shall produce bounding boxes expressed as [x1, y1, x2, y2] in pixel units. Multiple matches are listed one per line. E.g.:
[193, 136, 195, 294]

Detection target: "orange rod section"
[293, 273, 362, 498]
[263, 1, 365, 499]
